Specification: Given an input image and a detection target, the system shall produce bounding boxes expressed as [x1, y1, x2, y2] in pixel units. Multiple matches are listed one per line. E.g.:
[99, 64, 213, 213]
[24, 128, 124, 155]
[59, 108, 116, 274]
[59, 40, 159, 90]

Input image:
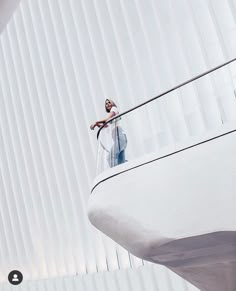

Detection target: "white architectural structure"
[0, 0, 20, 32]
[1, 0, 236, 290]
[89, 113, 236, 291]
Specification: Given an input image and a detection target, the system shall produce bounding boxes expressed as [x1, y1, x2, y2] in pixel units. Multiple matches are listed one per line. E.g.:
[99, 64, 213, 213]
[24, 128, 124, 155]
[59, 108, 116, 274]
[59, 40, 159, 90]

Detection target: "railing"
[96, 58, 236, 175]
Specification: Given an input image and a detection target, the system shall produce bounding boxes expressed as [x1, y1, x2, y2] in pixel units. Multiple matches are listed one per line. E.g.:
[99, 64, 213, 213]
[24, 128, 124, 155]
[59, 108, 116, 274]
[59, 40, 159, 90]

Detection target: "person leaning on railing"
[90, 99, 127, 167]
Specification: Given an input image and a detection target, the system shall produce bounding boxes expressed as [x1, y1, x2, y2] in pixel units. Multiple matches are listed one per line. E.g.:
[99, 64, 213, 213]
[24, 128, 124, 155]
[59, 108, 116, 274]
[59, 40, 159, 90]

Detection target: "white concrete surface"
[88, 129, 236, 291]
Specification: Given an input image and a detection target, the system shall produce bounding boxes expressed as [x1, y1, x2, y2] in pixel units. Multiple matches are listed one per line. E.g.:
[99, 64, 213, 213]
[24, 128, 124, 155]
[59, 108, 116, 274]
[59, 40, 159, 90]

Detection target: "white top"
[109, 106, 120, 125]
[100, 106, 125, 150]
[109, 106, 125, 138]
[110, 106, 118, 115]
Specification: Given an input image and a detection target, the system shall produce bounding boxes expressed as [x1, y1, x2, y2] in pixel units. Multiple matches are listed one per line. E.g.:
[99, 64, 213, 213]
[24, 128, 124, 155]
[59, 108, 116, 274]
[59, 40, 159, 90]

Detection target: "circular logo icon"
[8, 270, 23, 285]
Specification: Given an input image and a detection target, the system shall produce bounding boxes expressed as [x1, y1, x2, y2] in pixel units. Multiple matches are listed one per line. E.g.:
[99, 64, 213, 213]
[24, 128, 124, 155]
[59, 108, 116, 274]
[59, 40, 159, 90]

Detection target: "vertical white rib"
[0, 0, 236, 289]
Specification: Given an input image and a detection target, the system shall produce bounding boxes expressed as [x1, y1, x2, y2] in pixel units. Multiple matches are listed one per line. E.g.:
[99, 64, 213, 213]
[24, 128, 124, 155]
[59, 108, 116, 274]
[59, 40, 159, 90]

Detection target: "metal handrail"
[97, 57, 236, 139]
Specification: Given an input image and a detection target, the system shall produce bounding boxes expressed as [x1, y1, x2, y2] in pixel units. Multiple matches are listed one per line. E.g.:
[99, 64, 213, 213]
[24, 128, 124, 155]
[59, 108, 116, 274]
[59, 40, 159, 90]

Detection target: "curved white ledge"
[0, 0, 21, 33]
[88, 124, 236, 291]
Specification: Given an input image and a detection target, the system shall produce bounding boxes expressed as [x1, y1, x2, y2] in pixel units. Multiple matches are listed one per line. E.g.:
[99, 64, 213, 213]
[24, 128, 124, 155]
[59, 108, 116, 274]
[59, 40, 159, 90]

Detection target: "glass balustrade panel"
[96, 60, 236, 175]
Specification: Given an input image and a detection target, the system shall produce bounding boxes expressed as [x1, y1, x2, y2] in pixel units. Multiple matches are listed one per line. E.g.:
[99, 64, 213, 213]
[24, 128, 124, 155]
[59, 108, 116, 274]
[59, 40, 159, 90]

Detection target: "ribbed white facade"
[0, 0, 236, 289]
[0, 264, 199, 291]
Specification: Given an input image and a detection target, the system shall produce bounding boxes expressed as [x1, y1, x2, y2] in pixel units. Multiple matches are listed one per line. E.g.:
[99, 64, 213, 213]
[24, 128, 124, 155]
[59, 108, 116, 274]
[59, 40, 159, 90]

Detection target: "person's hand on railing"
[90, 102, 116, 131]
[90, 122, 98, 130]
[90, 121, 104, 130]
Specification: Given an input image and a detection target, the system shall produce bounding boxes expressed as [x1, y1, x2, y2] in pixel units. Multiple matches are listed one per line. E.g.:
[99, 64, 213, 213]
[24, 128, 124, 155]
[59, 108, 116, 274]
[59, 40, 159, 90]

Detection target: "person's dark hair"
[105, 99, 117, 112]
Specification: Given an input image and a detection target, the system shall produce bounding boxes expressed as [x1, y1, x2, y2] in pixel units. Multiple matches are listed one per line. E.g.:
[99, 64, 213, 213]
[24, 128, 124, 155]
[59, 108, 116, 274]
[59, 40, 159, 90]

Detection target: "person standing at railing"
[90, 99, 127, 167]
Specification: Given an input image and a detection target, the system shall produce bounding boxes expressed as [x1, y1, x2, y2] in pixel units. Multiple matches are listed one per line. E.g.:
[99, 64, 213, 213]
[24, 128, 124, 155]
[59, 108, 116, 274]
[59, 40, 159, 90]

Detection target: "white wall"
[0, 0, 236, 289]
[0, 0, 20, 32]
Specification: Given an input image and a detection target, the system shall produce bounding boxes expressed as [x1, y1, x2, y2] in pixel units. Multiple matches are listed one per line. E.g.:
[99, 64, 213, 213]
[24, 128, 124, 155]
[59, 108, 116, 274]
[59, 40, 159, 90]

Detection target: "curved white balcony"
[88, 59, 236, 291]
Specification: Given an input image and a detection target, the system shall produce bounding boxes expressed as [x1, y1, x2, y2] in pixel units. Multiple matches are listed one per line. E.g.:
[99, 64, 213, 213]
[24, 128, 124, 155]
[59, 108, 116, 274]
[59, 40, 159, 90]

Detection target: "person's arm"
[90, 111, 116, 130]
